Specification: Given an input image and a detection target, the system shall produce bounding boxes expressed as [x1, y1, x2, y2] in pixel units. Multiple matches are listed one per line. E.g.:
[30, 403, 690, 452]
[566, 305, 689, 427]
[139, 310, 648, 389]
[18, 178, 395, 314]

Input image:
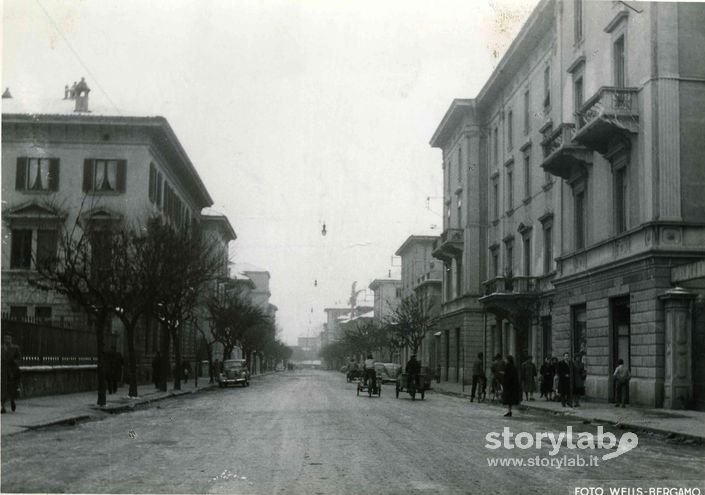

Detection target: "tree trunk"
[94, 311, 108, 406]
[126, 321, 138, 397]
[172, 327, 181, 391]
[159, 323, 170, 392]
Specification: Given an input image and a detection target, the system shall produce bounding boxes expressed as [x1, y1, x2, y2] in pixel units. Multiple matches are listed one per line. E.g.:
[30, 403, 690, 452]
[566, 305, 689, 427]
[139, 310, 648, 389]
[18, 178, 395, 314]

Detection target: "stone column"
[659, 287, 695, 409]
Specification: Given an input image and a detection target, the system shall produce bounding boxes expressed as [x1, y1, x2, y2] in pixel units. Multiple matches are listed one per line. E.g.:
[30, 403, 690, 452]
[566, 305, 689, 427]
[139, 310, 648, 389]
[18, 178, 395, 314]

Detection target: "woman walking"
[1, 335, 22, 413]
[540, 356, 555, 400]
[502, 355, 522, 417]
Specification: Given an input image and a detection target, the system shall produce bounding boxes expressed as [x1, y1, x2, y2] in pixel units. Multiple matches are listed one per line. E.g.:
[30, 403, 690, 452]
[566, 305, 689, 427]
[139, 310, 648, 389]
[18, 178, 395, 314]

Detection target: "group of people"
[469, 351, 593, 416]
[151, 352, 194, 389]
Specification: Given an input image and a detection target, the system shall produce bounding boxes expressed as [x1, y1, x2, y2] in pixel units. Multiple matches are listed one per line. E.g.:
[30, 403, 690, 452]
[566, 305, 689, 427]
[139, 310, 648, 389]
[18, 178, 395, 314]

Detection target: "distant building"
[368, 278, 401, 326]
[395, 235, 442, 373]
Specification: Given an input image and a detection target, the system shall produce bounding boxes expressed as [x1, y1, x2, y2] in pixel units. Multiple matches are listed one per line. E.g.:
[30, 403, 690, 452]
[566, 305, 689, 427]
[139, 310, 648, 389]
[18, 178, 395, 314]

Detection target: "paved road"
[1, 370, 703, 494]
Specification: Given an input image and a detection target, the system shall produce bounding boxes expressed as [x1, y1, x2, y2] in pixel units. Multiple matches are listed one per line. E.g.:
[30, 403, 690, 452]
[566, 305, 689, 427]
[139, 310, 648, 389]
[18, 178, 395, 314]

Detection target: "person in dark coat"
[573, 354, 587, 407]
[1, 335, 22, 413]
[557, 352, 572, 407]
[152, 352, 163, 390]
[182, 360, 192, 384]
[539, 356, 555, 400]
[520, 355, 537, 401]
[405, 354, 421, 390]
[502, 355, 521, 417]
[470, 352, 486, 403]
[106, 345, 123, 394]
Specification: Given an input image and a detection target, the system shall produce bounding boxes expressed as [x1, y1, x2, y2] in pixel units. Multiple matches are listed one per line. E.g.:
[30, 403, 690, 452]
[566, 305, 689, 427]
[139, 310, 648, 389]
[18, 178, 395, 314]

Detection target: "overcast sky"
[2, 0, 538, 345]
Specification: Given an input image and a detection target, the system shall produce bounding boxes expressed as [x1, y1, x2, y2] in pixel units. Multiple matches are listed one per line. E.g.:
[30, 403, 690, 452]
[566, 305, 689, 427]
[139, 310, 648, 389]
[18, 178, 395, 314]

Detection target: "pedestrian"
[182, 360, 191, 384]
[557, 352, 572, 407]
[152, 351, 162, 390]
[1, 335, 22, 413]
[470, 352, 486, 402]
[490, 354, 505, 402]
[540, 356, 555, 400]
[613, 358, 630, 408]
[573, 354, 587, 407]
[106, 345, 123, 394]
[501, 355, 522, 417]
[520, 355, 537, 401]
[551, 357, 560, 401]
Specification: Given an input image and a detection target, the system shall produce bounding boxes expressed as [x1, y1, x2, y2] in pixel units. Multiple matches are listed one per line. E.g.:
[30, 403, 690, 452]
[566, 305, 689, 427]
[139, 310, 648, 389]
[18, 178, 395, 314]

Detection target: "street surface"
[1, 370, 703, 494]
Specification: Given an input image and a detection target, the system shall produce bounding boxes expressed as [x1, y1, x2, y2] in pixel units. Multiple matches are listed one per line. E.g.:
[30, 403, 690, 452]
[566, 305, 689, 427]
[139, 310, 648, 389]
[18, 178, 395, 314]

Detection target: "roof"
[475, 0, 555, 112]
[394, 235, 440, 256]
[429, 99, 475, 149]
[200, 213, 237, 241]
[2, 88, 214, 208]
[233, 262, 269, 275]
[368, 278, 401, 291]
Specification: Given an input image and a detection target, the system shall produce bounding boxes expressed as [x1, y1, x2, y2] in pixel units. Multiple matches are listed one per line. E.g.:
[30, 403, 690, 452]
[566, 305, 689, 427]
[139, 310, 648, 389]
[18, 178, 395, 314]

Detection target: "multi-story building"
[368, 278, 401, 326]
[395, 235, 442, 373]
[431, 0, 705, 409]
[1, 82, 233, 382]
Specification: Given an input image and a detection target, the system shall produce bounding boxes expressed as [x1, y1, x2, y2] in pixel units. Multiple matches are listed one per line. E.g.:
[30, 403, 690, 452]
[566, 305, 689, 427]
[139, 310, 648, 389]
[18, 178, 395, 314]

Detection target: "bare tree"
[384, 294, 437, 356]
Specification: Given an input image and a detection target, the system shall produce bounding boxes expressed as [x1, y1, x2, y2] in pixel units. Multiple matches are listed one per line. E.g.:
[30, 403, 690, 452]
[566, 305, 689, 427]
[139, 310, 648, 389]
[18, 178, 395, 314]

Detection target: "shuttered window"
[82, 159, 127, 193]
[15, 157, 59, 192]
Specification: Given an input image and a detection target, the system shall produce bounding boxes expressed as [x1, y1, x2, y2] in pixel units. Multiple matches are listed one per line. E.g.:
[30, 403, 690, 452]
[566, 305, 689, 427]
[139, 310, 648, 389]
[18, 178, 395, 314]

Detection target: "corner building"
[431, 0, 705, 409]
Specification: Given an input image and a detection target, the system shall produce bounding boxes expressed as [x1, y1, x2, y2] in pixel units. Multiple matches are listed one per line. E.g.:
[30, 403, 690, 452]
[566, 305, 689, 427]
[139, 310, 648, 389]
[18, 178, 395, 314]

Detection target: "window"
[457, 197, 462, 228]
[493, 127, 499, 164]
[524, 89, 530, 135]
[493, 179, 499, 220]
[507, 110, 513, 150]
[15, 158, 59, 192]
[543, 224, 553, 274]
[458, 146, 462, 181]
[523, 235, 531, 277]
[395, 288, 402, 298]
[148, 163, 163, 204]
[456, 256, 463, 297]
[523, 153, 531, 199]
[10, 229, 58, 270]
[35, 306, 52, 322]
[615, 166, 628, 234]
[9, 306, 28, 320]
[574, 187, 587, 250]
[574, 77, 584, 127]
[10, 229, 32, 269]
[505, 240, 514, 277]
[491, 247, 499, 277]
[571, 304, 587, 357]
[614, 35, 625, 88]
[83, 159, 126, 193]
[543, 65, 551, 110]
[574, 0, 583, 43]
[506, 168, 514, 211]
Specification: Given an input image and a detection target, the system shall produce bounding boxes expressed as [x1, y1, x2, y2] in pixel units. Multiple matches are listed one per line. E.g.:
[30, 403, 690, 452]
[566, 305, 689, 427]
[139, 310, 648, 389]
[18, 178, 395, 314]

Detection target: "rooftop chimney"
[2, 88, 12, 99]
[73, 77, 90, 113]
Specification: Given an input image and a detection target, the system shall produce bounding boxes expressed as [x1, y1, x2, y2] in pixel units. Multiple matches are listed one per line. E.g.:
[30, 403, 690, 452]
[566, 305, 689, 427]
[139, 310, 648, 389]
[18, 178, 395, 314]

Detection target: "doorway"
[611, 297, 631, 403]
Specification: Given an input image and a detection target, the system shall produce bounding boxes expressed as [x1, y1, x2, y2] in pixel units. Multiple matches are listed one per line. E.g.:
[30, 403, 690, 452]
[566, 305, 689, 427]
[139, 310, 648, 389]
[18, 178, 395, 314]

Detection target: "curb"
[5, 384, 218, 436]
[432, 388, 705, 444]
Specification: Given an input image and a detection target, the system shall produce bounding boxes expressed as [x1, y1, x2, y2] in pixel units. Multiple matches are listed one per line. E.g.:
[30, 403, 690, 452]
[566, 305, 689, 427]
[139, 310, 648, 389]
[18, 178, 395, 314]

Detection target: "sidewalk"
[1, 378, 218, 437]
[431, 380, 705, 442]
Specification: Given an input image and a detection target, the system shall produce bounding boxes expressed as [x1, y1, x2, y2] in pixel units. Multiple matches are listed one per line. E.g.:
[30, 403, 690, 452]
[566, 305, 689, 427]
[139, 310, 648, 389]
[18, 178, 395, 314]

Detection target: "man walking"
[1, 335, 22, 413]
[470, 352, 486, 402]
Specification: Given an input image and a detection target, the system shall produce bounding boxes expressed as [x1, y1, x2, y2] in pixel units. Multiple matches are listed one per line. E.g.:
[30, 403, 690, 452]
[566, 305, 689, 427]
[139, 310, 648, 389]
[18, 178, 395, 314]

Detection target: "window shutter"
[49, 159, 60, 191]
[116, 160, 127, 192]
[15, 157, 27, 190]
[83, 159, 94, 192]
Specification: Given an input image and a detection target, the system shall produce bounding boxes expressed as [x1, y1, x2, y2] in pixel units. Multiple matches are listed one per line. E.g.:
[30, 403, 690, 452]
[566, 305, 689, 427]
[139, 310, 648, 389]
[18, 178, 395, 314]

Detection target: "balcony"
[432, 228, 464, 262]
[574, 86, 639, 154]
[540, 123, 592, 181]
[479, 275, 540, 326]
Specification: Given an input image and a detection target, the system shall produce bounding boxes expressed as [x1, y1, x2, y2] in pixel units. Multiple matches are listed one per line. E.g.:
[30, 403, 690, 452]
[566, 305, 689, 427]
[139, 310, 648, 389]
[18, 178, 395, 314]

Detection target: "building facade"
[431, 0, 705, 409]
[1, 84, 233, 383]
[395, 235, 442, 374]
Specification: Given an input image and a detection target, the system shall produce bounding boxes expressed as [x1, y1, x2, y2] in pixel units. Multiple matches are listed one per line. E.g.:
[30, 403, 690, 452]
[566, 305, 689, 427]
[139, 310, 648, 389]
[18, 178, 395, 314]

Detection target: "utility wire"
[34, 0, 122, 115]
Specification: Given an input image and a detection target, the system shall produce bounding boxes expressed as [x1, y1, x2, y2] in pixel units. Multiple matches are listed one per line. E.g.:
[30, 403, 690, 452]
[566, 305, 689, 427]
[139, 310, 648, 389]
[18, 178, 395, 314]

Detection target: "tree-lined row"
[31, 203, 288, 406]
[319, 294, 436, 366]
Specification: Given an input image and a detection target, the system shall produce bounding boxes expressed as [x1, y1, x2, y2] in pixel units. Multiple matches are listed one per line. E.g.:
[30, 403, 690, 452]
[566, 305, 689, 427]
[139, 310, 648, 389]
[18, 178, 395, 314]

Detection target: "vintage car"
[374, 362, 402, 384]
[218, 359, 250, 388]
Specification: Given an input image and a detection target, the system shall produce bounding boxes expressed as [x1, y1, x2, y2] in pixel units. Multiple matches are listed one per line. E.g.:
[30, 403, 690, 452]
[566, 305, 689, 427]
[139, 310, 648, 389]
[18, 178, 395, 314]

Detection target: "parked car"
[374, 362, 402, 384]
[218, 359, 250, 387]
